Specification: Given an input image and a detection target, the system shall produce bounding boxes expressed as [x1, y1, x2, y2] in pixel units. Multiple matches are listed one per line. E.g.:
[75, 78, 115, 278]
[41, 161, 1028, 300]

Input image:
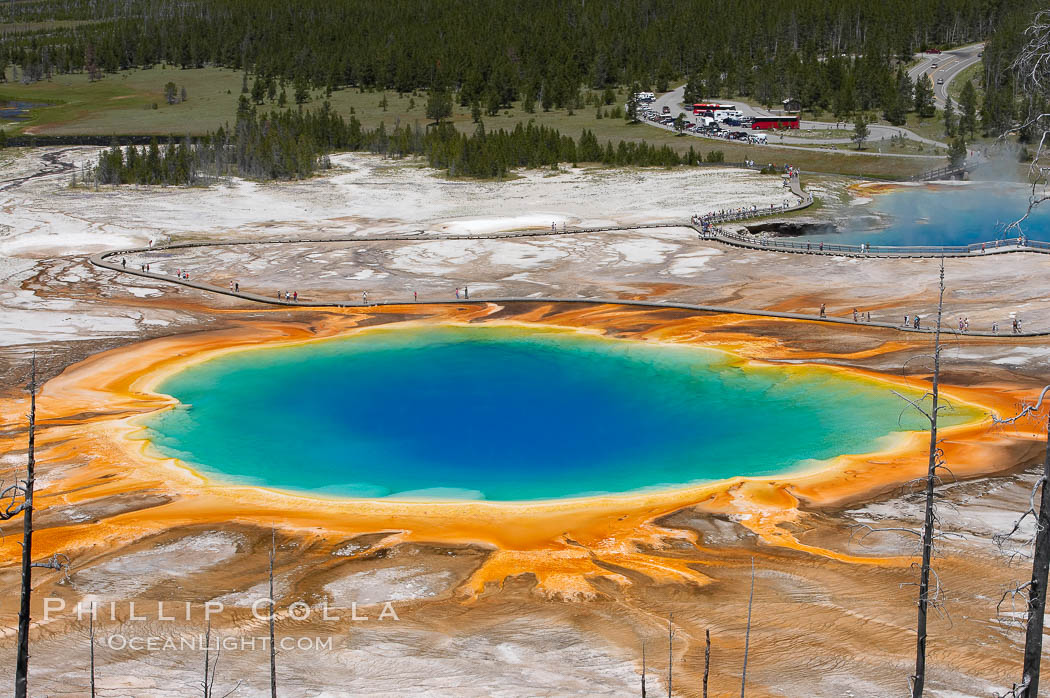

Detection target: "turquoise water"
[810, 184, 1050, 246]
[139, 326, 979, 501]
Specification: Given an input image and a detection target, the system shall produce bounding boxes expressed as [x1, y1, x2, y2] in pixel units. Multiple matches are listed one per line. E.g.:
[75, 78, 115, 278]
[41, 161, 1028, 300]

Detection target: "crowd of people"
[692, 166, 805, 230]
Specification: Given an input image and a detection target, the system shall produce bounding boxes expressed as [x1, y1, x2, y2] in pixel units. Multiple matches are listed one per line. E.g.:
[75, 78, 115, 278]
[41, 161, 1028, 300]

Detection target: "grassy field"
[0, 66, 243, 135]
[948, 62, 982, 103]
[0, 66, 942, 178]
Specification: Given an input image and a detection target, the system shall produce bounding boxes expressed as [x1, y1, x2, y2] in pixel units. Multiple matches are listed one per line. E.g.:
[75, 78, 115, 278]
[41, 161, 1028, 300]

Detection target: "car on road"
[931, 62, 938, 68]
[936, 78, 944, 84]
[927, 48, 941, 54]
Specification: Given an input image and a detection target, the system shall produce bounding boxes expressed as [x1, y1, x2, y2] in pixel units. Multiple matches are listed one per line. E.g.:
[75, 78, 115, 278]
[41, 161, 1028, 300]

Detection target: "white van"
[751, 133, 767, 144]
[713, 110, 731, 121]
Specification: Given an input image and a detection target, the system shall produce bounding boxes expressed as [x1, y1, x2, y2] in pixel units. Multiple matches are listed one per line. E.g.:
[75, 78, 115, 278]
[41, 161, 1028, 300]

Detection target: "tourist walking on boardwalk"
[235, 282, 239, 292]
[414, 290, 418, 301]
[853, 308, 858, 322]
[293, 291, 298, 301]
[121, 258, 126, 268]
[362, 291, 367, 304]
[992, 320, 999, 335]
[464, 286, 469, 299]
[913, 315, 920, 329]
[455, 288, 460, 299]
[819, 303, 826, 318]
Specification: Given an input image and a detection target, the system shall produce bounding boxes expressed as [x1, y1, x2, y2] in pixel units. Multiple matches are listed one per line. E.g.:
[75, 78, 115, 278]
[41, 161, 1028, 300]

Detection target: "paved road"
[907, 43, 984, 108]
[650, 86, 946, 152]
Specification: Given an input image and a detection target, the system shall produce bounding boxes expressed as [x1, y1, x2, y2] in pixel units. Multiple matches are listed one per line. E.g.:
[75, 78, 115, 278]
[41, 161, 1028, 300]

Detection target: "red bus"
[692, 102, 734, 114]
[751, 116, 800, 130]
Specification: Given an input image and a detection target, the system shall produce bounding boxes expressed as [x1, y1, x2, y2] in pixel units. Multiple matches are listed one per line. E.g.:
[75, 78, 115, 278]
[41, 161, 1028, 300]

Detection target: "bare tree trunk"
[270, 527, 277, 698]
[1020, 418, 1050, 697]
[913, 261, 945, 698]
[203, 620, 211, 698]
[703, 629, 710, 698]
[14, 356, 37, 698]
[667, 613, 674, 698]
[641, 639, 647, 698]
[90, 607, 96, 698]
[741, 558, 754, 698]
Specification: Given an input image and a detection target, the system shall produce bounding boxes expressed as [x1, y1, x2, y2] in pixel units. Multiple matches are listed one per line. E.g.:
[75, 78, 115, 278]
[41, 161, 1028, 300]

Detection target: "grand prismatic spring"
[137, 325, 982, 501]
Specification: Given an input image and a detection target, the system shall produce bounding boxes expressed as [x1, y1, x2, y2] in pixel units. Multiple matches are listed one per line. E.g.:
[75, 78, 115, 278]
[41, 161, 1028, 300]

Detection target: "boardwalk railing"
[693, 174, 814, 225]
[909, 161, 974, 182]
[700, 230, 1050, 258]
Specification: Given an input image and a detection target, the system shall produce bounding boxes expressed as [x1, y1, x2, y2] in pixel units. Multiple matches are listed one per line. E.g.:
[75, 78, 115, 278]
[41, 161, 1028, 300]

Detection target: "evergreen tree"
[852, 114, 869, 150]
[655, 57, 673, 93]
[250, 76, 265, 105]
[943, 96, 956, 137]
[626, 83, 640, 123]
[426, 87, 452, 123]
[294, 77, 309, 105]
[914, 74, 936, 118]
[948, 135, 967, 167]
[959, 80, 978, 139]
[833, 78, 856, 121]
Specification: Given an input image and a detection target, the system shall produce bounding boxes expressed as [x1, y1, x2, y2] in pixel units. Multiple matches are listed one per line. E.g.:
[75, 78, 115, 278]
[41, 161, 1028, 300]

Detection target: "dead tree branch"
[991, 383, 1050, 698]
[703, 629, 710, 698]
[740, 557, 754, 698]
[14, 355, 38, 698]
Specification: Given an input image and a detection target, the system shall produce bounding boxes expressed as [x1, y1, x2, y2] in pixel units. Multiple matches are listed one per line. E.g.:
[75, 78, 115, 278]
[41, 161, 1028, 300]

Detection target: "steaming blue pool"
[810, 184, 1050, 246]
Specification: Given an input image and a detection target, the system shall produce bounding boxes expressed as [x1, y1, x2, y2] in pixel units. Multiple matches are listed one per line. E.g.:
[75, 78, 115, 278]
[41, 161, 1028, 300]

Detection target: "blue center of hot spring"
[139, 326, 977, 500]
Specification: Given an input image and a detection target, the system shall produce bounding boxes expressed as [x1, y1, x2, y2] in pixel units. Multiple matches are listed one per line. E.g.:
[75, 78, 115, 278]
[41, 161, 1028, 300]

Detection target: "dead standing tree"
[269, 527, 278, 698]
[992, 386, 1050, 698]
[850, 260, 953, 697]
[703, 629, 710, 698]
[909, 261, 948, 698]
[666, 613, 675, 698]
[641, 638, 647, 697]
[2, 357, 66, 698]
[740, 558, 754, 698]
[201, 619, 242, 698]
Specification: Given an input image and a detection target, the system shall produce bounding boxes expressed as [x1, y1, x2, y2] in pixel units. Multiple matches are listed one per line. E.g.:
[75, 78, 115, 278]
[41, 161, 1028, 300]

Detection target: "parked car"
[927, 48, 941, 54]
[662, 105, 670, 114]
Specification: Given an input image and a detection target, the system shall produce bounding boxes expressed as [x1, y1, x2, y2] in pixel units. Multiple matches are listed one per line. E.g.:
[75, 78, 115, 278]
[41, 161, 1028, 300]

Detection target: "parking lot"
[635, 95, 779, 147]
